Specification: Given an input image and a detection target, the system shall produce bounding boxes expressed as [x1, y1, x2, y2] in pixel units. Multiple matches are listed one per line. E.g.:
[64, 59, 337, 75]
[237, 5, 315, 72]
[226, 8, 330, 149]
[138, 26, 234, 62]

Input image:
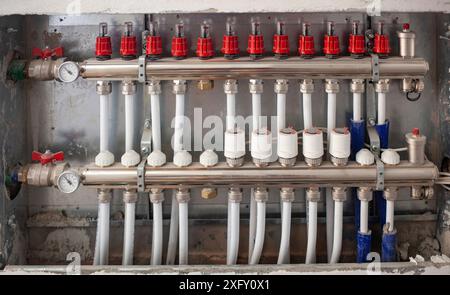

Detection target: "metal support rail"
[79, 56, 429, 81]
[76, 160, 438, 190]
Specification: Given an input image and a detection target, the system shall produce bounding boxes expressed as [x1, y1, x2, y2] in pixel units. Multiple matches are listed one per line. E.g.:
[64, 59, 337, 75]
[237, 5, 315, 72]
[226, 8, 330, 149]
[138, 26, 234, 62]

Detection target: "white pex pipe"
[249, 201, 266, 265]
[226, 93, 236, 131]
[100, 94, 109, 151]
[125, 94, 135, 151]
[329, 201, 344, 264]
[166, 192, 179, 265]
[174, 94, 185, 153]
[360, 200, 369, 234]
[248, 189, 256, 263]
[277, 201, 291, 264]
[151, 202, 163, 265]
[303, 93, 313, 130]
[122, 202, 136, 265]
[252, 93, 262, 131]
[277, 93, 286, 131]
[326, 92, 337, 261]
[178, 202, 189, 265]
[305, 201, 318, 264]
[386, 200, 395, 232]
[98, 202, 110, 265]
[378, 92, 386, 125]
[353, 92, 362, 122]
[227, 201, 240, 265]
[150, 93, 162, 151]
[249, 89, 261, 263]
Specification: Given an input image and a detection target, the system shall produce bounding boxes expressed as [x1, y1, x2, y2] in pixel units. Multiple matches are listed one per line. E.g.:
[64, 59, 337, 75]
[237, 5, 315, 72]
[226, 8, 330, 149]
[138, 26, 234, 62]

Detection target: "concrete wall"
[0, 0, 449, 15]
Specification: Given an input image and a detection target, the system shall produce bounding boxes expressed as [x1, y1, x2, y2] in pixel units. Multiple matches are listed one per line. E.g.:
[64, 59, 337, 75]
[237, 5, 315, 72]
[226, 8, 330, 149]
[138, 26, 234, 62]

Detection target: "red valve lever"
[31, 150, 65, 165]
[373, 22, 390, 57]
[298, 23, 315, 58]
[273, 21, 289, 58]
[412, 128, 420, 136]
[32, 47, 64, 60]
[222, 23, 239, 59]
[247, 21, 264, 59]
[171, 23, 188, 59]
[146, 35, 163, 58]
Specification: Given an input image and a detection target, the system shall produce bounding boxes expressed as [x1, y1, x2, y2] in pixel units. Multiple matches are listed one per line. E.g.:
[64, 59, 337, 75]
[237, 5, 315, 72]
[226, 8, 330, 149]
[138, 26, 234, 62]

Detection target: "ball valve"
[171, 23, 188, 59]
[146, 21, 163, 60]
[32, 46, 64, 60]
[31, 150, 64, 165]
[120, 22, 137, 60]
[222, 22, 239, 59]
[323, 21, 340, 58]
[348, 21, 365, 58]
[196, 23, 214, 59]
[273, 21, 289, 59]
[247, 21, 264, 60]
[298, 23, 315, 58]
[373, 21, 390, 58]
[95, 22, 112, 60]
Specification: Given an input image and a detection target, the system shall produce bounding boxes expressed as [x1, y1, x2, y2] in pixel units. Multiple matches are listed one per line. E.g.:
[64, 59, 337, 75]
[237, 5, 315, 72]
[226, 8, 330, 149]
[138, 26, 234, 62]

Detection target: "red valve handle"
[31, 150, 64, 165]
[32, 47, 64, 60]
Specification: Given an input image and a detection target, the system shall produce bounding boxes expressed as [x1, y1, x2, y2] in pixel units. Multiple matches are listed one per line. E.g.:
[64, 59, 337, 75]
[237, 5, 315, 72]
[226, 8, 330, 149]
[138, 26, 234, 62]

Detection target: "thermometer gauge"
[57, 61, 80, 83]
[56, 170, 80, 194]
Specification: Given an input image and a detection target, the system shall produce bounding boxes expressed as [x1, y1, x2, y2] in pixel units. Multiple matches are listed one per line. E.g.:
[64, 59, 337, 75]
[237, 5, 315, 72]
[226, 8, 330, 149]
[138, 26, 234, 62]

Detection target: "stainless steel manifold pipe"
[79, 160, 438, 189]
[79, 57, 429, 81]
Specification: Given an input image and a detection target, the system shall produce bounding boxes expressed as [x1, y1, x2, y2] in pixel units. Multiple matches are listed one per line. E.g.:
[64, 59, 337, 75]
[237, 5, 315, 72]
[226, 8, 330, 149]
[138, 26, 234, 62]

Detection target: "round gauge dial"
[57, 61, 80, 83]
[57, 170, 80, 194]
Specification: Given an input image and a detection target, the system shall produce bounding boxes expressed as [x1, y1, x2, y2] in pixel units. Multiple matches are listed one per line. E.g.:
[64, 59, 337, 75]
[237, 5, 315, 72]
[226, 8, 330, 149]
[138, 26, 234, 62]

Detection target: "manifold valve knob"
[381, 149, 400, 165]
[95, 150, 115, 167]
[121, 150, 141, 167]
[356, 148, 375, 166]
[147, 150, 167, 167]
[200, 149, 219, 167]
[174, 150, 192, 167]
[329, 128, 351, 159]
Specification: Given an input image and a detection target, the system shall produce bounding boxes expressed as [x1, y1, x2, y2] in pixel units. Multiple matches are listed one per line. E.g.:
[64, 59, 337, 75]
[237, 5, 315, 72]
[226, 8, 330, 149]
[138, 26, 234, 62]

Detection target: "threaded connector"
[146, 80, 161, 95]
[176, 187, 190, 203]
[332, 187, 347, 202]
[280, 187, 295, 202]
[96, 81, 112, 95]
[228, 187, 243, 203]
[172, 80, 187, 94]
[254, 187, 269, 202]
[123, 189, 138, 203]
[121, 80, 137, 95]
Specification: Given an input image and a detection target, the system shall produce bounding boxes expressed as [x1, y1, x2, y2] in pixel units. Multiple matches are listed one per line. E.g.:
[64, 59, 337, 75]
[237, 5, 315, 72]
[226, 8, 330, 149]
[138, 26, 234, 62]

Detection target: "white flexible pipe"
[252, 93, 261, 131]
[122, 202, 135, 265]
[303, 93, 313, 130]
[353, 92, 362, 122]
[93, 206, 101, 265]
[125, 94, 135, 151]
[377, 92, 386, 125]
[360, 200, 369, 234]
[248, 189, 256, 263]
[166, 191, 178, 265]
[386, 200, 395, 232]
[100, 94, 109, 151]
[226, 93, 236, 131]
[305, 201, 318, 264]
[277, 93, 286, 131]
[227, 201, 240, 265]
[249, 201, 266, 265]
[327, 93, 337, 149]
[330, 201, 344, 264]
[326, 92, 337, 261]
[277, 201, 291, 264]
[151, 202, 163, 265]
[178, 202, 189, 265]
[174, 94, 185, 153]
[98, 202, 110, 265]
[151, 93, 162, 151]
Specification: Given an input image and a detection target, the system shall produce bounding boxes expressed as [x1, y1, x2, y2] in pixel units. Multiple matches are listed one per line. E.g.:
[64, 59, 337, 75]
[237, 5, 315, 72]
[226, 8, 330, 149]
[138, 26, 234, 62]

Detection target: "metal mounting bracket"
[138, 55, 147, 83]
[137, 119, 152, 192]
[367, 125, 384, 191]
[371, 54, 380, 83]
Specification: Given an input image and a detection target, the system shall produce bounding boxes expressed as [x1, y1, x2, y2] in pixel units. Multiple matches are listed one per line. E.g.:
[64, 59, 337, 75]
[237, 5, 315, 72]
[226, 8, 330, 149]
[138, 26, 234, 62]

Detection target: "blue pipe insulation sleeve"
[349, 119, 366, 158]
[349, 120, 366, 233]
[375, 121, 390, 149]
[375, 121, 389, 226]
[356, 231, 372, 263]
[382, 229, 397, 262]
